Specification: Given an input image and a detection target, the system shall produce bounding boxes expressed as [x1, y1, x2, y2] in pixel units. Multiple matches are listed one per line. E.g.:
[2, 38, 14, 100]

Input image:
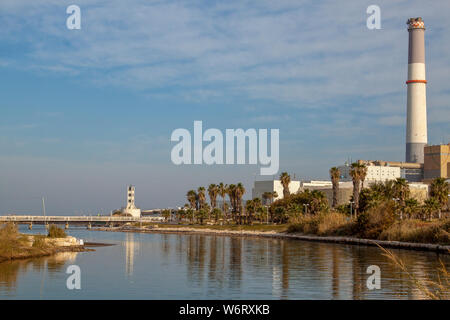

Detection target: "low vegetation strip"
[0, 223, 85, 263]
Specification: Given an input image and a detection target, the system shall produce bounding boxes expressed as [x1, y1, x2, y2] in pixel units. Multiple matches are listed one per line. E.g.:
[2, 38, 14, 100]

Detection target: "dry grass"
[378, 244, 449, 299]
[0, 223, 54, 262]
[287, 212, 352, 236]
[379, 219, 450, 245]
[287, 210, 450, 245]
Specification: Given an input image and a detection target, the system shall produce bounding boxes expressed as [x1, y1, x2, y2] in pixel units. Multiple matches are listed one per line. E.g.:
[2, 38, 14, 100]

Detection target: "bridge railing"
[0, 216, 161, 223]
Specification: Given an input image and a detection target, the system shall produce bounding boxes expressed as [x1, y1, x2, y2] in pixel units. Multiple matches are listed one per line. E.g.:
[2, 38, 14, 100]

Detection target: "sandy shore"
[93, 226, 450, 254]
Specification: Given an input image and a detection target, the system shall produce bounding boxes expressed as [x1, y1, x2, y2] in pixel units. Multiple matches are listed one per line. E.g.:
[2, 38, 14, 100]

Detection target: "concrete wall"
[252, 180, 301, 201]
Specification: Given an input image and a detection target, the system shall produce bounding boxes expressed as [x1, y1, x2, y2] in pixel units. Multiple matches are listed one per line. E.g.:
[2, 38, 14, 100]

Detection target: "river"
[0, 225, 448, 299]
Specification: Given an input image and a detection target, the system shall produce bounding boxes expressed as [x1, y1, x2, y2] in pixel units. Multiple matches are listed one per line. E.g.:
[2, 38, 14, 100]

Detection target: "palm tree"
[349, 162, 367, 216]
[186, 190, 198, 210]
[404, 198, 419, 219]
[310, 190, 327, 215]
[329, 167, 340, 208]
[423, 198, 440, 221]
[271, 191, 278, 204]
[197, 187, 206, 209]
[245, 199, 254, 225]
[393, 178, 410, 219]
[280, 172, 291, 199]
[236, 183, 246, 224]
[245, 198, 261, 225]
[212, 207, 223, 223]
[430, 178, 449, 219]
[208, 184, 218, 209]
[227, 184, 237, 222]
[262, 192, 270, 206]
[218, 182, 227, 215]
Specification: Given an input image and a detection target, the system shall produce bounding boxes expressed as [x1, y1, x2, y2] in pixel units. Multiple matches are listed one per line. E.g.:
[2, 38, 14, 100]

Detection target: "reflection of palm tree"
[229, 238, 242, 288]
[331, 247, 339, 299]
[281, 241, 289, 296]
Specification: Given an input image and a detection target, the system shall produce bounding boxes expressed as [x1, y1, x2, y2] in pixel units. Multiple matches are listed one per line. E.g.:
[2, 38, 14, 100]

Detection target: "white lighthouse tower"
[406, 17, 428, 163]
[122, 185, 141, 218]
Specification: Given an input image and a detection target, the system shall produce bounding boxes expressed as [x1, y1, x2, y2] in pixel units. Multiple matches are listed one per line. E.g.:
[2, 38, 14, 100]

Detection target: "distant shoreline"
[93, 226, 450, 254]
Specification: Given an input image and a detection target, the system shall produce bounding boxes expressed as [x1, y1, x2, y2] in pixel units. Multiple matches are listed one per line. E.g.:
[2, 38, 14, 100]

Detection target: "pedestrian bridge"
[0, 215, 163, 228]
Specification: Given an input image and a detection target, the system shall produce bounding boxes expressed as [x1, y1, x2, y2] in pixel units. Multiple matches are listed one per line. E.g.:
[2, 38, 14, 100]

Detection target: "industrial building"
[424, 143, 450, 181]
[252, 180, 301, 202]
[338, 162, 401, 183]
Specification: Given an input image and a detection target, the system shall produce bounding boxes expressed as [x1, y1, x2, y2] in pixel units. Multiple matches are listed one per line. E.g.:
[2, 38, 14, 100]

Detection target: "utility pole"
[42, 197, 47, 229]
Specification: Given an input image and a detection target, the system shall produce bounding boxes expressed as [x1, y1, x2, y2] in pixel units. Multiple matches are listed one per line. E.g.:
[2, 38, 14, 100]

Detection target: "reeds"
[377, 244, 449, 300]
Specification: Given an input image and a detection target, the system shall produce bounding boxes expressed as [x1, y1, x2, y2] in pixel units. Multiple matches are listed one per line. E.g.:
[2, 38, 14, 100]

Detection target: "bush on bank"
[287, 201, 450, 245]
[47, 224, 67, 238]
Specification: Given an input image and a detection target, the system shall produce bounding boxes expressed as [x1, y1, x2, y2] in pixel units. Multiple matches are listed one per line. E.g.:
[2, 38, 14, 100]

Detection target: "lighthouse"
[405, 17, 428, 163]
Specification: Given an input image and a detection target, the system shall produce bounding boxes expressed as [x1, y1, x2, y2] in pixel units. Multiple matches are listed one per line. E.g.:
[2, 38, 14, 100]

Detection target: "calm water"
[0, 225, 448, 299]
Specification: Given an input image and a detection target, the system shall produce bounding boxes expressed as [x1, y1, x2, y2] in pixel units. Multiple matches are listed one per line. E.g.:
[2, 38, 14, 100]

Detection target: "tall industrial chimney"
[406, 17, 428, 163]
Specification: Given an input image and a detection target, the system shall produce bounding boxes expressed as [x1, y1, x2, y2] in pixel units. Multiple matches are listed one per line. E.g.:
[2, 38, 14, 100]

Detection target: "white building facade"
[338, 164, 401, 183]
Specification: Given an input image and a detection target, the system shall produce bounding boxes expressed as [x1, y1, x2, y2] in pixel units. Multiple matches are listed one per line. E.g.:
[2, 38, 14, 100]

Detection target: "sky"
[0, 0, 449, 215]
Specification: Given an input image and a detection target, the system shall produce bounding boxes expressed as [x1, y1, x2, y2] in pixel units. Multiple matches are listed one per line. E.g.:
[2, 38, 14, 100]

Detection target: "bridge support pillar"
[65, 222, 69, 230]
[28, 223, 33, 230]
[45, 223, 49, 230]
[87, 223, 92, 230]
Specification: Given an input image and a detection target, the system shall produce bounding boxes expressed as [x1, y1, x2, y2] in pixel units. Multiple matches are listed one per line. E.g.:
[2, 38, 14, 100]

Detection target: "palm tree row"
[331, 161, 449, 220]
[185, 182, 247, 224]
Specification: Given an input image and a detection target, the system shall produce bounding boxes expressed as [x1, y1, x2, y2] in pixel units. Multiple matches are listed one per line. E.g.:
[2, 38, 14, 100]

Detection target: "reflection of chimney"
[406, 17, 428, 163]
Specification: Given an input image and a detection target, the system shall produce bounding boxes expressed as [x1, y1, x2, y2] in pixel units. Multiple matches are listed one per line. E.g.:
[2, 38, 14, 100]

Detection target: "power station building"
[424, 144, 450, 181]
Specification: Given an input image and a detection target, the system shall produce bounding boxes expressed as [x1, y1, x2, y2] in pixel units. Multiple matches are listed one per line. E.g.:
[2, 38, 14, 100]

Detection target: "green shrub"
[47, 225, 66, 238]
[355, 201, 396, 239]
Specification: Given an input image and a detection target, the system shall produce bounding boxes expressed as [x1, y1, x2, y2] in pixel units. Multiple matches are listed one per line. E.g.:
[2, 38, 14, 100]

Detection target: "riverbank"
[0, 224, 91, 263]
[94, 224, 450, 254]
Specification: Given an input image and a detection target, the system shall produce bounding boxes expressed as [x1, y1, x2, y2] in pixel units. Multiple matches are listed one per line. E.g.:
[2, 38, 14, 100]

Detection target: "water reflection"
[124, 233, 139, 277]
[0, 252, 78, 294]
[1, 229, 448, 299]
[168, 234, 449, 299]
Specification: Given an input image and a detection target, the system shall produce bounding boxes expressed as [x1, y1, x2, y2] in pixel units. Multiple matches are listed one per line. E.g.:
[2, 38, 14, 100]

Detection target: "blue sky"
[0, 0, 449, 214]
